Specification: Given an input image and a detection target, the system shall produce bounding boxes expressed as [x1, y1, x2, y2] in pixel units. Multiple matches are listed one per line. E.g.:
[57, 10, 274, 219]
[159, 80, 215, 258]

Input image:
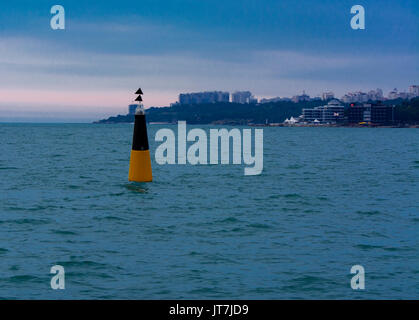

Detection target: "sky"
[0, 0, 418, 121]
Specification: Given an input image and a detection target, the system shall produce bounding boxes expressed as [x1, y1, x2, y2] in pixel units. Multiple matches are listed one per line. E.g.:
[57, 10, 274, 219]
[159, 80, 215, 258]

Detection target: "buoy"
[128, 88, 153, 182]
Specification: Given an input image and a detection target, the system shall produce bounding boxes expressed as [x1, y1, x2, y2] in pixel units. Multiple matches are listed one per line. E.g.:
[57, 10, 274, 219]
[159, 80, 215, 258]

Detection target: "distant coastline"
[95, 97, 419, 127]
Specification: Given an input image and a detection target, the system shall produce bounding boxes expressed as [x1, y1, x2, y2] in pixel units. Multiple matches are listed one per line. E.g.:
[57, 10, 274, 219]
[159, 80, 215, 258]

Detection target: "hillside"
[95, 98, 419, 125]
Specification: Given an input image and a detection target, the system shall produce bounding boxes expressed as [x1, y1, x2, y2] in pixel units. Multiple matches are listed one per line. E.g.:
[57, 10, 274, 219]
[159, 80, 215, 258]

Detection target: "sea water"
[0, 123, 418, 299]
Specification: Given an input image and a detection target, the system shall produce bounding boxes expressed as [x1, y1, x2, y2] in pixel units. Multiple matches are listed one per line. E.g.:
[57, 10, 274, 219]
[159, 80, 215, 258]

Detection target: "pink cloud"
[0, 88, 176, 112]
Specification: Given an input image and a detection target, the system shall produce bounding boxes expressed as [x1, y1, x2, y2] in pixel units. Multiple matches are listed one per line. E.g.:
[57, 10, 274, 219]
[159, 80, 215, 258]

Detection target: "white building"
[342, 89, 383, 103]
[302, 100, 344, 123]
[283, 116, 299, 124]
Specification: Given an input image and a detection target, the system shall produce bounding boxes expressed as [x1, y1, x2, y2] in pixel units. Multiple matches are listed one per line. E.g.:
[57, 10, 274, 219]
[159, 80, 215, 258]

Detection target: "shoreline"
[93, 121, 419, 128]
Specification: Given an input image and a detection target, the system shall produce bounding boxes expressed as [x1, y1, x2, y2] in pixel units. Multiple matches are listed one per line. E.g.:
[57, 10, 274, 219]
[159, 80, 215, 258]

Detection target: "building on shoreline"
[348, 102, 394, 124]
[283, 116, 300, 125]
[301, 100, 344, 124]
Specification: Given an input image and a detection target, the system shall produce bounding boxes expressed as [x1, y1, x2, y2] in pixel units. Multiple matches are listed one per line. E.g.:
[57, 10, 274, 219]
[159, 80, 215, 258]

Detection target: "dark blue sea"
[0, 123, 418, 299]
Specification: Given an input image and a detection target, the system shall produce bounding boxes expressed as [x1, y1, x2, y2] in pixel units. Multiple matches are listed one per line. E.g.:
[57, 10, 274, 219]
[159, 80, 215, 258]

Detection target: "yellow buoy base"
[128, 150, 153, 182]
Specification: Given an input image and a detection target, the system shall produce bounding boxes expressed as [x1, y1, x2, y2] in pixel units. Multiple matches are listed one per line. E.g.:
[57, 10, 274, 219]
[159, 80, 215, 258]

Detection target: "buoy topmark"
[128, 89, 152, 182]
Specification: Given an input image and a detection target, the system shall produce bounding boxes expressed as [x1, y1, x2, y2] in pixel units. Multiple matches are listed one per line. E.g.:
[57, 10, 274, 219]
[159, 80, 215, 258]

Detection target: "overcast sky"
[0, 0, 418, 121]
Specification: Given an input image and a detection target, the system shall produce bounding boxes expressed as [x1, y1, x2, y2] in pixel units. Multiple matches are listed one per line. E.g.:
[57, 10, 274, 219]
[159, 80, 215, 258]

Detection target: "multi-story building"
[302, 100, 345, 123]
[342, 91, 368, 103]
[218, 91, 230, 103]
[292, 91, 310, 103]
[302, 108, 322, 122]
[232, 91, 251, 103]
[249, 96, 258, 104]
[388, 88, 399, 100]
[409, 85, 419, 98]
[179, 91, 230, 105]
[367, 88, 384, 101]
[388, 88, 410, 100]
[341, 89, 383, 103]
[348, 102, 394, 124]
[341, 93, 352, 103]
[398, 92, 409, 99]
[322, 91, 335, 100]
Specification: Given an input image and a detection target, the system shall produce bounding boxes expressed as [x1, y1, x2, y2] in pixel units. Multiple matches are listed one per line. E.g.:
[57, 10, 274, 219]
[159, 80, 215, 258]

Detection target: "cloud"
[0, 9, 417, 120]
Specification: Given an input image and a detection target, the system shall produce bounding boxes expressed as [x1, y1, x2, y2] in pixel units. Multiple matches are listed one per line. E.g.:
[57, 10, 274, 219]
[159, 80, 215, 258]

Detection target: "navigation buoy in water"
[128, 88, 153, 182]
